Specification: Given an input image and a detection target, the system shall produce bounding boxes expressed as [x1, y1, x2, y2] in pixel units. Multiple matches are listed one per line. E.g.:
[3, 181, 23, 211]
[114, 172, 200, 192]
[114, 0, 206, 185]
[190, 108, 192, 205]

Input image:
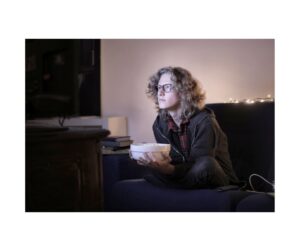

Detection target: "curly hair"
[146, 66, 206, 119]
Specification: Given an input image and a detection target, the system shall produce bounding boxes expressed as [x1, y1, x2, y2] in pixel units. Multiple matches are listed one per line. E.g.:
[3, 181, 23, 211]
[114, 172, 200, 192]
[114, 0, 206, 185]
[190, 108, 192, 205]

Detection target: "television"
[25, 39, 101, 124]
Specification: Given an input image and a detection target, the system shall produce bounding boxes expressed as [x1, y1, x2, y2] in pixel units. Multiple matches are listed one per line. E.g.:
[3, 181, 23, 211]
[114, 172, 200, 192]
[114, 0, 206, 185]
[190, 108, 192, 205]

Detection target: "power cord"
[248, 173, 274, 192]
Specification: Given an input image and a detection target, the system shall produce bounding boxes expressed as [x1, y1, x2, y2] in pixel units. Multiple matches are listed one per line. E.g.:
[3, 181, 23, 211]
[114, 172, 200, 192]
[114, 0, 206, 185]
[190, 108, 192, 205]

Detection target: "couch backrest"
[207, 103, 274, 191]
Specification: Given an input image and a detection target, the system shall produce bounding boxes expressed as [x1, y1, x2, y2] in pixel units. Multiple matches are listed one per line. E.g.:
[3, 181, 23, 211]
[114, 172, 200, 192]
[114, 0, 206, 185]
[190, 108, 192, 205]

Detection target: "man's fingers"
[148, 152, 157, 162]
[143, 153, 153, 162]
[138, 154, 152, 166]
[128, 150, 133, 159]
[160, 152, 168, 160]
[137, 152, 171, 170]
[160, 152, 171, 162]
[137, 158, 148, 166]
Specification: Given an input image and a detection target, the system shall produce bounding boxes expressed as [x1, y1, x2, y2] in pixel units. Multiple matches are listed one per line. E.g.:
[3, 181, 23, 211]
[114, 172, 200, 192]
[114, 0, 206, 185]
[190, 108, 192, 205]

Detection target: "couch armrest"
[103, 154, 150, 199]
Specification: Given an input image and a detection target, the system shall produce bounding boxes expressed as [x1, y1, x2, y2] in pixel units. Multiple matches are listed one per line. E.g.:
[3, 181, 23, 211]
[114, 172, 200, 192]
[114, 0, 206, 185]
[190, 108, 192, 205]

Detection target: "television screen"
[25, 39, 100, 120]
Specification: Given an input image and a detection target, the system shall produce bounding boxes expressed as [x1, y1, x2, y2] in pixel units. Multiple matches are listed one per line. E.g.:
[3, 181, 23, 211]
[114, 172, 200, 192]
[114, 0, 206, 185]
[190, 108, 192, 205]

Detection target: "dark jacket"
[152, 107, 239, 184]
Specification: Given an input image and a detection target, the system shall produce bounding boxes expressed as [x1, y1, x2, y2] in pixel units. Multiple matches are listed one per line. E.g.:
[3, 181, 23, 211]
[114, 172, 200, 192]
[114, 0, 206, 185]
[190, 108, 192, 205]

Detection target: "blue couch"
[103, 102, 275, 212]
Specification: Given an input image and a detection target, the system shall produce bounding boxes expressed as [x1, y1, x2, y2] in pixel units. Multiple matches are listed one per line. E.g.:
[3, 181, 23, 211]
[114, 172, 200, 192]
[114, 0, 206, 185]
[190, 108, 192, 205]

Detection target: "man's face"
[157, 73, 181, 111]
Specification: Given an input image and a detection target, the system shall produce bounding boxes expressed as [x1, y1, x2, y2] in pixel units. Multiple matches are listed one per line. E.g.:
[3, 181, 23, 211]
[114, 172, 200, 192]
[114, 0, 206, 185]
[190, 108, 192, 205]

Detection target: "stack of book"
[101, 136, 133, 151]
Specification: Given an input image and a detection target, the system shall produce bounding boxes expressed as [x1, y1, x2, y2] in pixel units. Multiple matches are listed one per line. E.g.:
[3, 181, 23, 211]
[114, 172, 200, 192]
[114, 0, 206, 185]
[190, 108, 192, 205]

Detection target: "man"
[136, 66, 239, 189]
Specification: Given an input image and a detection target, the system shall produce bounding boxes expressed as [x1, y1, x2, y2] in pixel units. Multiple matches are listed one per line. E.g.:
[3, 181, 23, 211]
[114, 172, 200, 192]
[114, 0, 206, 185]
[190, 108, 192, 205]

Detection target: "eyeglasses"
[155, 84, 174, 93]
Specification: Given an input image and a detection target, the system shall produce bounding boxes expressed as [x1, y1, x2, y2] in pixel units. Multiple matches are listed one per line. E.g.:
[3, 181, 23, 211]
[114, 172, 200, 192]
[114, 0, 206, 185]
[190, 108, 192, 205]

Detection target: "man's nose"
[158, 89, 165, 96]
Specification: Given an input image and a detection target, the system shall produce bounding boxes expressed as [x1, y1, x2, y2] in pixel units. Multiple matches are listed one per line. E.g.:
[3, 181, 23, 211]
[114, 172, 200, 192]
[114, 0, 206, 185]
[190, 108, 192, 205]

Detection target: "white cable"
[249, 173, 274, 192]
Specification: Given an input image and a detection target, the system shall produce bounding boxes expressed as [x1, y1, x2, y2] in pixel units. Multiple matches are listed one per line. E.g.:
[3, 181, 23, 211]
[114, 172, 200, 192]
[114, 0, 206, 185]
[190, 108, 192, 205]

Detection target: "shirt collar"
[167, 114, 189, 132]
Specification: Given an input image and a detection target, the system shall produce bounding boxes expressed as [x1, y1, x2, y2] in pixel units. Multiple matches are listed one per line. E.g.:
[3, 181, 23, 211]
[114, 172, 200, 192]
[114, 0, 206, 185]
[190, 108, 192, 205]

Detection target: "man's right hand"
[136, 152, 175, 175]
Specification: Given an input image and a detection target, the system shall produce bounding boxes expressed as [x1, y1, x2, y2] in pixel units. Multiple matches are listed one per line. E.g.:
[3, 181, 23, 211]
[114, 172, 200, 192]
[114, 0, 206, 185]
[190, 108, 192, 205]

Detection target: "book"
[102, 139, 133, 148]
[102, 147, 130, 155]
[104, 136, 131, 142]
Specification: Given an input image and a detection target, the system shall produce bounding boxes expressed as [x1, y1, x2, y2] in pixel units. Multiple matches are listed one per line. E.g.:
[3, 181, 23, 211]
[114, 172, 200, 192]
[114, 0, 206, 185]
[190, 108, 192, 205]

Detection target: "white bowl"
[130, 143, 171, 161]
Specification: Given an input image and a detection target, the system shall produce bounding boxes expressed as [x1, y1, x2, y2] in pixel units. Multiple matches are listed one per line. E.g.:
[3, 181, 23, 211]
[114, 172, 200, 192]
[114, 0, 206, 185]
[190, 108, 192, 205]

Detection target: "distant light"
[224, 95, 274, 104]
[246, 99, 255, 104]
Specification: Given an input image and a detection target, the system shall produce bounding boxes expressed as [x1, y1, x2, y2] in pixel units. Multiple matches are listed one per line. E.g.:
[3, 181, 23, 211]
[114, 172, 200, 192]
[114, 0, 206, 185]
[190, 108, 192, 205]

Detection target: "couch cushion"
[235, 193, 274, 212]
[105, 179, 254, 212]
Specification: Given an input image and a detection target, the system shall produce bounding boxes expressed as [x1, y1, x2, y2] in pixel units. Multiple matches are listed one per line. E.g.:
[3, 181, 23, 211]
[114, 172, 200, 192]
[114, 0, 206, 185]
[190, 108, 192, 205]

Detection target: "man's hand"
[137, 152, 175, 175]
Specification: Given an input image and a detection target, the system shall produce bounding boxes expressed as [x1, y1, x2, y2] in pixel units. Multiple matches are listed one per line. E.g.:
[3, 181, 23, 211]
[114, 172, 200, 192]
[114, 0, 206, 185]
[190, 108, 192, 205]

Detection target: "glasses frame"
[155, 84, 174, 93]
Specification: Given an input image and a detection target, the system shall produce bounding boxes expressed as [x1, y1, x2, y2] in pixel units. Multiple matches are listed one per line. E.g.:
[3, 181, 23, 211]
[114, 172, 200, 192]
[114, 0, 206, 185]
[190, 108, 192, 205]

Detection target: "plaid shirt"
[167, 115, 189, 156]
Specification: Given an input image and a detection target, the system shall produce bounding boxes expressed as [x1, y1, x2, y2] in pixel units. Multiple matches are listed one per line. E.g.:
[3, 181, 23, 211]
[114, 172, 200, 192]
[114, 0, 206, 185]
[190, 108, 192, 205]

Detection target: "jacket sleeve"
[152, 120, 169, 144]
[152, 123, 161, 142]
[189, 117, 217, 160]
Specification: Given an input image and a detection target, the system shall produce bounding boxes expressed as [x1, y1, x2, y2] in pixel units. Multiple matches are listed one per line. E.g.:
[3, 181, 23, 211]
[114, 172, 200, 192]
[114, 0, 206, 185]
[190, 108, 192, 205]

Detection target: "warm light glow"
[224, 94, 274, 104]
[246, 99, 255, 104]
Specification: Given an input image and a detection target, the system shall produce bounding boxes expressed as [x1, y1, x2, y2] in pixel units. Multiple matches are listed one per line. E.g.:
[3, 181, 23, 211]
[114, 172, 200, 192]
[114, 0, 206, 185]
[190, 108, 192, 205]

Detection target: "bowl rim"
[130, 144, 171, 153]
[131, 143, 170, 146]
[130, 150, 170, 153]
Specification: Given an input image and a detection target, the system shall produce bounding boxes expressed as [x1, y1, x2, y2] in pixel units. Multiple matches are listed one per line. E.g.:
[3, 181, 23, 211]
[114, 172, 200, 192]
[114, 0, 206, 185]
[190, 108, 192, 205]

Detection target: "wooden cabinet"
[26, 127, 109, 212]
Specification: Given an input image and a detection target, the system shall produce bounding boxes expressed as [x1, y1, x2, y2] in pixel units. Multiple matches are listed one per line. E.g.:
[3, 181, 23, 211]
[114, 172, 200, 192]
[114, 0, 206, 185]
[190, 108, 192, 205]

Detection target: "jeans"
[178, 156, 230, 188]
[145, 156, 230, 189]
